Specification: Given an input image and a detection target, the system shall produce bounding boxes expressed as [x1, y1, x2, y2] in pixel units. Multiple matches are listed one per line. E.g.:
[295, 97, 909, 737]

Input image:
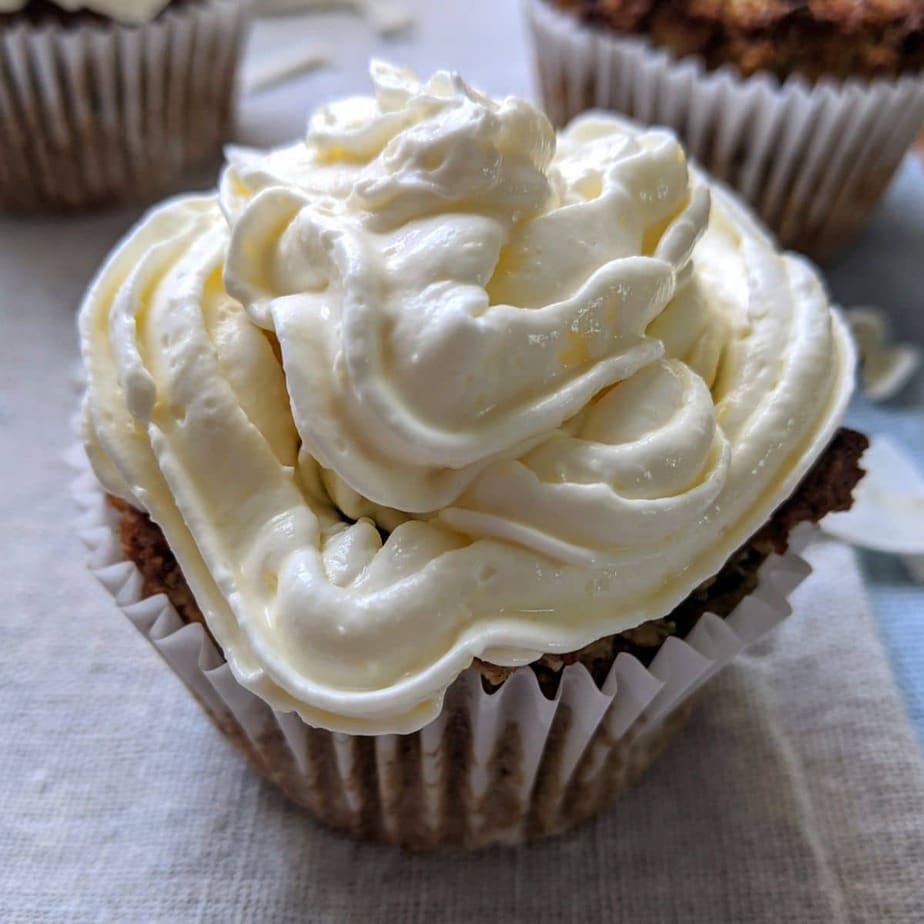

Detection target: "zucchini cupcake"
[0, 0, 251, 212]
[77, 62, 864, 849]
[526, 0, 924, 259]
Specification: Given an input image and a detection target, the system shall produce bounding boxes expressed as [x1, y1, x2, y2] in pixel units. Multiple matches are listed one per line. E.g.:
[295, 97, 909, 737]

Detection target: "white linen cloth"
[1, 2, 923, 920]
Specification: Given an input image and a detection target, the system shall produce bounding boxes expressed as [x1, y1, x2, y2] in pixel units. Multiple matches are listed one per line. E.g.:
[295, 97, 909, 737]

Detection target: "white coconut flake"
[255, 0, 413, 36]
[242, 45, 333, 95]
[822, 435, 924, 582]
[845, 307, 921, 402]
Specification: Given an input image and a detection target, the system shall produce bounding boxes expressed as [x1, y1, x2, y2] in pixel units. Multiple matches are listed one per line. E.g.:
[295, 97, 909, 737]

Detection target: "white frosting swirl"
[80, 63, 854, 734]
[0, 0, 170, 24]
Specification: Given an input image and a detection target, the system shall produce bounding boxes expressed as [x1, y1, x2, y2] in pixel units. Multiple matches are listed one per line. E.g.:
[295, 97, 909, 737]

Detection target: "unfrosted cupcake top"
[0, 0, 170, 24]
[80, 62, 854, 734]
[551, 0, 924, 80]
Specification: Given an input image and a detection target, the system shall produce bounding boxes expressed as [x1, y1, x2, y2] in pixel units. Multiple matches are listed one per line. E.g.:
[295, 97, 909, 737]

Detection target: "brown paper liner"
[71, 448, 810, 850]
[525, 0, 924, 260]
[0, 0, 251, 212]
[212, 669, 698, 850]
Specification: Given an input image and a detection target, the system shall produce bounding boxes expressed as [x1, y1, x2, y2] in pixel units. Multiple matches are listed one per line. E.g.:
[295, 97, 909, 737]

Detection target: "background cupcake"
[0, 0, 252, 212]
[526, 0, 924, 260]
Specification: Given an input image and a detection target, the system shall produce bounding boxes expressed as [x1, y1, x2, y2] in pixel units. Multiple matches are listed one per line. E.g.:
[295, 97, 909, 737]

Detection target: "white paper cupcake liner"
[0, 0, 251, 212]
[525, 0, 924, 260]
[70, 446, 811, 849]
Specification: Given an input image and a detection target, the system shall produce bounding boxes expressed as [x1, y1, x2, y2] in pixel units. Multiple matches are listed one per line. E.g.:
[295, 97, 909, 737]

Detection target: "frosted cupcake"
[526, 0, 924, 259]
[77, 62, 865, 849]
[0, 0, 251, 212]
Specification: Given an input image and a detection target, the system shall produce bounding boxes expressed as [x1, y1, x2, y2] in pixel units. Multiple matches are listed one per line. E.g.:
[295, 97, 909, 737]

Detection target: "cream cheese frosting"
[80, 62, 855, 734]
[0, 0, 170, 24]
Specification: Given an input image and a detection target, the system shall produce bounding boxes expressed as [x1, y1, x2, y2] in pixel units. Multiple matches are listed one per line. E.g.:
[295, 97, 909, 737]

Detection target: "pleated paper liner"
[71, 446, 811, 850]
[525, 0, 924, 261]
[0, 0, 251, 213]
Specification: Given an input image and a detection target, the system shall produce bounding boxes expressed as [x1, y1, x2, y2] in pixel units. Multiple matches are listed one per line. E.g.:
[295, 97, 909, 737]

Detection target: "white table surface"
[3, 2, 924, 921]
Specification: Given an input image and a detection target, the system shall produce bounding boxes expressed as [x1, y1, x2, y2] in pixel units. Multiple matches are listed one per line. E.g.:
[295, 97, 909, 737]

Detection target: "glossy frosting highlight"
[81, 63, 854, 733]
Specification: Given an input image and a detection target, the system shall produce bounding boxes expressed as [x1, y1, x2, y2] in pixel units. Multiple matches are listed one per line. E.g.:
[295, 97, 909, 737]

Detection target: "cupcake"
[76, 61, 865, 849]
[526, 0, 924, 259]
[0, 0, 251, 212]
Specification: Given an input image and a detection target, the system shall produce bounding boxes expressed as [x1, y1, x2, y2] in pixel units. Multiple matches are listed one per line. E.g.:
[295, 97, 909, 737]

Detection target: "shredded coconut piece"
[845, 306, 921, 402]
[242, 45, 332, 94]
[255, 0, 412, 36]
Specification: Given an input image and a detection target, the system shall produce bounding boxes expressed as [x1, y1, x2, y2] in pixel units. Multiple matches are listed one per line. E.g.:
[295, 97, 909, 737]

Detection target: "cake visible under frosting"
[0, 0, 170, 24]
[80, 62, 855, 734]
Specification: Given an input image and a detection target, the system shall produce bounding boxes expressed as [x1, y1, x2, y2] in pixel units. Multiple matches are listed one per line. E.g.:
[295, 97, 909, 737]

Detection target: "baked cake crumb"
[552, 0, 924, 80]
[110, 428, 868, 699]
